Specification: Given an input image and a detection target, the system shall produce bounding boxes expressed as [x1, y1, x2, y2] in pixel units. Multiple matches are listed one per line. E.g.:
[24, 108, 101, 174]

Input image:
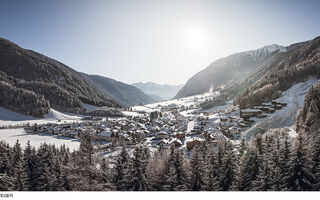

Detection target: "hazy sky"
[1, 0, 320, 84]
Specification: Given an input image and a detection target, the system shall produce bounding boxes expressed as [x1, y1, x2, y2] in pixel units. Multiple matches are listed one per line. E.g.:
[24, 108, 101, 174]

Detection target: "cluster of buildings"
[240, 100, 287, 121]
[25, 98, 277, 152]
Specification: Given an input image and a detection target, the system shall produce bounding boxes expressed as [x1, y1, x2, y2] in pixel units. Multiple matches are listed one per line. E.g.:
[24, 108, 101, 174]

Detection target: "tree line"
[1, 128, 320, 191]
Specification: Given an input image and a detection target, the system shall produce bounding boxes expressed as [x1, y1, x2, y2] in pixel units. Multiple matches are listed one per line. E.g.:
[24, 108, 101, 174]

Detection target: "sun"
[185, 28, 208, 49]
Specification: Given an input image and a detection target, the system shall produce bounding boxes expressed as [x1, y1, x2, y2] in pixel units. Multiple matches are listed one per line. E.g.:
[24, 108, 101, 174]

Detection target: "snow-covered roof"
[98, 130, 112, 137]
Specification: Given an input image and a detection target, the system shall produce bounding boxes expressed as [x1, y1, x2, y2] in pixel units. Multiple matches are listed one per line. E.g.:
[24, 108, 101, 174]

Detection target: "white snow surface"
[0, 128, 80, 150]
[132, 90, 219, 114]
[243, 44, 287, 56]
[0, 107, 82, 127]
[82, 103, 99, 112]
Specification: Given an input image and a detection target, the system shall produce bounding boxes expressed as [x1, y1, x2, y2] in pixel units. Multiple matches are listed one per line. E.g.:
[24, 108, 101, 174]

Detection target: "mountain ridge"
[82, 73, 156, 107]
[174, 43, 286, 99]
[0, 38, 122, 116]
[132, 82, 183, 101]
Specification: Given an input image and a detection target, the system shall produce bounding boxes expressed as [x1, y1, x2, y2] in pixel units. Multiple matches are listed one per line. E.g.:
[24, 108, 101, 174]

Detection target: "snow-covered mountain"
[174, 44, 287, 99]
[132, 82, 183, 101]
[242, 44, 286, 57]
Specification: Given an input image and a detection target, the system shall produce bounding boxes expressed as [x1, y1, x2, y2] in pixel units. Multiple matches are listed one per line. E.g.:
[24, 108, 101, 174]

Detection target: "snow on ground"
[0, 128, 80, 150]
[83, 103, 99, 112]
[122, 111, 145, 117]
[45, 109, 82, 120]
[0, 107, 82, 127]
[242, 78, 320, 141]
[132, 91, 220, 113]
[203, 100, 234, 113]
[287, 128, 298, 138]
[0, 107, 36, 121]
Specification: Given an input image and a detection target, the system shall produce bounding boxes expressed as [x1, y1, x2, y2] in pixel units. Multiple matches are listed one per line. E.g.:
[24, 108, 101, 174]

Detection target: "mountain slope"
[132, 82, 183, 101]
[82, 73, 156, 107]
[0, 38, 121, 117]
[175, 44, 286, 99]
[296, 82, 320, 135]
[235, 36, 320, 109]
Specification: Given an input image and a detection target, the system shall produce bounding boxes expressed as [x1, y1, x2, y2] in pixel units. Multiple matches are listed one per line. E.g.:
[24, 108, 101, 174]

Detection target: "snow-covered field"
[0, 128, 80, 150]
[132, 91, 219, 113]
[0, 107, 82, 127]
[0, 108, 82, 150]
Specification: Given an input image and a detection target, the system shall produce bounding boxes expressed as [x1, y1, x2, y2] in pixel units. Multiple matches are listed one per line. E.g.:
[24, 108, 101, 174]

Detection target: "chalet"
[262, 102, 272, 107]
[279, 102, 287, 106]
[98, 129, 112, 142]
[256, 113, 267, 118]
[174, 132, 186, 139]
[157, 139, 169, 147]
[240, 109, 262, 120]
[268, 108, 276, 113]
[220, 117, 228, 122]
[169, 139, 182, 148]
[186, 138, 204, 150]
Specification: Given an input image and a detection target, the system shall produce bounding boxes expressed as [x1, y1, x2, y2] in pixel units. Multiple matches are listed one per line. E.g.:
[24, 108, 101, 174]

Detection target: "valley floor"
[0, 78, 319, 155]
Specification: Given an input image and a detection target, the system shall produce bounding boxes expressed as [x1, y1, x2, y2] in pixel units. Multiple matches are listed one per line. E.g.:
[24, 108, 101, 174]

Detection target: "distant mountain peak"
[242, 44, 286, 57]
[132, 82, 184, 100]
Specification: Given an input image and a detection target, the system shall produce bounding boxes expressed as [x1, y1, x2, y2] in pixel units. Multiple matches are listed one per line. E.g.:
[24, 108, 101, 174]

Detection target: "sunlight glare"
[185, 28, 208, 49]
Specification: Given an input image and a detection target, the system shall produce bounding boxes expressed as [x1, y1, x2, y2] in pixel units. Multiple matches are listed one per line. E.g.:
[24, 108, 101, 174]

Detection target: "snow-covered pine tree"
[164, 147, 188, 191]
[130, 145, 149, 191]
[95, 158, 114, 191]
[145, 147, 168, 191]
[270, 136, 282, 191]
[206, 146, 221, 191]
[0, 173, 14, 191]
[309, 131, 320, 190]
[33, 144, 52, 191]
[188, 145, 208, 191]
[252, 135, 274, 191]
[12, 140, 29, 191]
[279, 134, 292, 190]
[0, 141, 12, 176]
[23, 141, 37, 190]
[285, 133, 316, 191]
[113, 144, 132, 191]
[218, 141, 236, 191]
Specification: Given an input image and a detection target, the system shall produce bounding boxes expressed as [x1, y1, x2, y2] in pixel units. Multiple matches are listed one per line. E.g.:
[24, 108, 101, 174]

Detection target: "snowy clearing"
[0, 128, 80, 150]
[0, 107, 82, 127]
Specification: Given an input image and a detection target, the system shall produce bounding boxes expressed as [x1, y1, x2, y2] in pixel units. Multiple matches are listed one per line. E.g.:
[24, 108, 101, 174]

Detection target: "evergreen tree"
[130, 145, 149, 191]
[279, 134, 292, 190]
[0, 173, 14, 191]
[113, 145, 131, 191]
[286, 133, 316, 191]
[309, 131, 320, 189]
[23, 141, 37, 190]
[218, 141, 236, 191]
[188, 145, 208, 191]
[12, 140, 29, 191]
[164, 147, 188, 191]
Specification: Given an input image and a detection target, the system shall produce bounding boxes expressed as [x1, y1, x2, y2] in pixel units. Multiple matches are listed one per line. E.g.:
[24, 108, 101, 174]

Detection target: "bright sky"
[0, 0, 320, 84]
